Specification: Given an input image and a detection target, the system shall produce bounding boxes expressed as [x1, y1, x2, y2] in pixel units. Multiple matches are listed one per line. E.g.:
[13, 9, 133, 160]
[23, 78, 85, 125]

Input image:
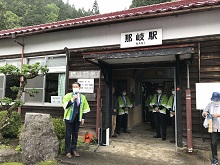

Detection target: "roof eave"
[0, 5, 220, 40]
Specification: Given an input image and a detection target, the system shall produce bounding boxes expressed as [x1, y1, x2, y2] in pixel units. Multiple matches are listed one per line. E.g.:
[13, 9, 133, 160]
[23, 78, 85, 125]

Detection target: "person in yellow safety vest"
[145, 94, 155, 130]
[166, 87, 176, 143]
[150, 85, 168, 141]
[116, 89, 133, 134]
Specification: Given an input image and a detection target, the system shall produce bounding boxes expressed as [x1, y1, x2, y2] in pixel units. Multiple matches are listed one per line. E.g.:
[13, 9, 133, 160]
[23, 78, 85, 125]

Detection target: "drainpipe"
[186, 60, 193, 152]
[12, 34, 24, 114]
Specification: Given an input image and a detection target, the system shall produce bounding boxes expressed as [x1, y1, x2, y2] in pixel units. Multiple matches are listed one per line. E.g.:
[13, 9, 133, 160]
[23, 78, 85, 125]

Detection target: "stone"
[20, 113, 59, 165]
[0, 148, 21, 163]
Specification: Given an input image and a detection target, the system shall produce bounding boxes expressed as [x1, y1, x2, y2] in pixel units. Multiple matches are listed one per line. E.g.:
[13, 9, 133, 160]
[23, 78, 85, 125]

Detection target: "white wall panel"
[0, 9, 220, 56]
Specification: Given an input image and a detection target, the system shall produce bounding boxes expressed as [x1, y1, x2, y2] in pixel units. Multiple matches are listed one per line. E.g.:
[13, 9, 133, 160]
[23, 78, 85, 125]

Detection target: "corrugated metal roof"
[0, 0, 220, 38]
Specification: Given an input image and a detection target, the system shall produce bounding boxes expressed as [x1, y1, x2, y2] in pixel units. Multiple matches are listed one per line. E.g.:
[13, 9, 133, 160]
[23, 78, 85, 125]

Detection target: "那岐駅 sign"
[121, 29, 162, 48]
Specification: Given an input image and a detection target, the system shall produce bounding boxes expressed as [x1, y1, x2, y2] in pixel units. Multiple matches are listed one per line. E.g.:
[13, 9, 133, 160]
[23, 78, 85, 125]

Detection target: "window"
[0, 56, 66, 105]
[25, 55, 66, 105]
[24, 75, 44, 103]
[5, 75, 20, 100]
[0, 75, 4, 99]
[0, 59, 21, 100]
[45, 73, 66, 103]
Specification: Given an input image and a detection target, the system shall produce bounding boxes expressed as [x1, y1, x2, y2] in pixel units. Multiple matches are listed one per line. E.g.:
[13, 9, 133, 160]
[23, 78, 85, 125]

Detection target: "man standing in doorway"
[150, 85, 168, 141]
[62, 82, 90, 159]
[116, 89, 133, 134]
[166, 87, 176, 143]
[111, 87, 118, 138]
[145, 93, 155, 130]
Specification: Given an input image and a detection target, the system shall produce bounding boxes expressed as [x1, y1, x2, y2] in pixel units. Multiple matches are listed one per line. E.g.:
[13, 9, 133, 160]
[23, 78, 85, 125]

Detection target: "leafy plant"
[2, 111, 22, 138]
[51, 118, 65, 140]
[59, 139, 65, 155]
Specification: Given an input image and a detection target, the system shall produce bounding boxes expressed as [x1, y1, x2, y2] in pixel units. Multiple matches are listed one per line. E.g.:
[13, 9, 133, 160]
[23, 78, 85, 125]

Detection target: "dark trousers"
[171, 116, 175, 140]
[116, 113, 128, 132]
[65, 114, 80, 154]
[149, 111, 155, 129]
[153, 112, 167, 139]
[210, 132, 219, 161]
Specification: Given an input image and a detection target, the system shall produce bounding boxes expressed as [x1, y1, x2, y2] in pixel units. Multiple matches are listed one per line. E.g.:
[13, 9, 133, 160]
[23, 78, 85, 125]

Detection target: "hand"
[72, 94, 78, 101]
[125, 107, 128, 111]
[81, 119, 85, 125]
[154, 107, 159, 112]
[159, 105, 164, 110]
[171, 111, 175, 116]
[212, 114, 218, 118]
[202, 112, 209, 118]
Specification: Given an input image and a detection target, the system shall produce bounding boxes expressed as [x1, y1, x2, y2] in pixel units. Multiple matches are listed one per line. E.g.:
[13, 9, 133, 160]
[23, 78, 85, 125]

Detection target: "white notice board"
[78, 79, 94, 93]
[196, 83, 220, 110]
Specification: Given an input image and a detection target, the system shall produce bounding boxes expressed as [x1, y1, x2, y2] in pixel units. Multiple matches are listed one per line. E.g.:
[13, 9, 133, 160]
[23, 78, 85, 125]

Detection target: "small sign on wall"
[69, 70, 100, 79]
[51, 96, 62, 104]
[78, 79, 94, 93]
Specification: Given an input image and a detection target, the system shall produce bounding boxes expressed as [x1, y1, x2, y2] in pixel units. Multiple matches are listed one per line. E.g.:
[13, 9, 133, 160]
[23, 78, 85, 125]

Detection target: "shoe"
[66, 153, 72, 159]
[169, 139, 175, 143]
[123, 130, 130, 133]
[73, 150, 80, 157]
[162, 138, 166, 141]
[116, 131, 120, 134]
[153, 135, 161, 138]
[211, 159, 218, 165]
[112, 134, 117, 138]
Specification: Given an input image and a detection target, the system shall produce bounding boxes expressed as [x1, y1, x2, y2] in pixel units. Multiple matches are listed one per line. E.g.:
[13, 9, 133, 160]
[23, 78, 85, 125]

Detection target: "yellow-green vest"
[62, 92, 90, 121]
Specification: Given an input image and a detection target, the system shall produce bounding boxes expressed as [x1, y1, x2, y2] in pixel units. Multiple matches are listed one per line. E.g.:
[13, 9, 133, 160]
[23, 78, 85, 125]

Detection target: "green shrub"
[51, 118, 65, 140]
[0, 110, 8, 124]
[59, 139, 65, 155]
[2, 111, 22, 138]
[17, 125, 23, 139]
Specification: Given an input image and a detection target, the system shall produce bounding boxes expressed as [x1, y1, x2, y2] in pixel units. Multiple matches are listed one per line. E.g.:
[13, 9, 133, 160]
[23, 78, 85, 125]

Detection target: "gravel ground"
[58, 123, 212, 165]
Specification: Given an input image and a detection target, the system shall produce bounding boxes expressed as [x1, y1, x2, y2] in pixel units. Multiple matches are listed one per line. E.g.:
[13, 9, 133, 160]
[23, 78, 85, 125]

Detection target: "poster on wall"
[78, 79, 94, 93]
[196, 82, 220, 110]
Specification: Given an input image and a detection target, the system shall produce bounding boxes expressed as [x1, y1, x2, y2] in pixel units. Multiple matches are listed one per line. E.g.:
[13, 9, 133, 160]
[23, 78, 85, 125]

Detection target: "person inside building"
[62, 82, 90, 159]
[150, 84, 168, 141]
[116, 89, 133, 134]
[202, 92, 220, 165]
[111, 86, 118, 138]
[166, 87, 176, 143]
[145, 93, 155, 130]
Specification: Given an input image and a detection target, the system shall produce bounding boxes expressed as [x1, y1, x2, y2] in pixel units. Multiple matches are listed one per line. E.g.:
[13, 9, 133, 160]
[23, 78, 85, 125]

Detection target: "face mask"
[172, 91, 175, 95]
[157, 90, 162, 94]
[73, 88, 79, 94]
[123, 92, 126, 96]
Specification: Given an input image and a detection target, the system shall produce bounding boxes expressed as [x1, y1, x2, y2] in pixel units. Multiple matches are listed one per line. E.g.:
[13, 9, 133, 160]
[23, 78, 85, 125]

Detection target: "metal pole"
[186, 61, 193, 152]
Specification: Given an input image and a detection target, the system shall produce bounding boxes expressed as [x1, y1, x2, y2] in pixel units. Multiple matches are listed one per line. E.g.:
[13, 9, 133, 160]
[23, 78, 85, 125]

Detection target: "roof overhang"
[83, 44, 194, 66]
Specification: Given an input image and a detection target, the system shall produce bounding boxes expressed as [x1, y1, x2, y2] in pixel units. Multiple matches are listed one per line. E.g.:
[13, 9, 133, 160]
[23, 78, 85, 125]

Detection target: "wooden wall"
[181, 40, 220, 139]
